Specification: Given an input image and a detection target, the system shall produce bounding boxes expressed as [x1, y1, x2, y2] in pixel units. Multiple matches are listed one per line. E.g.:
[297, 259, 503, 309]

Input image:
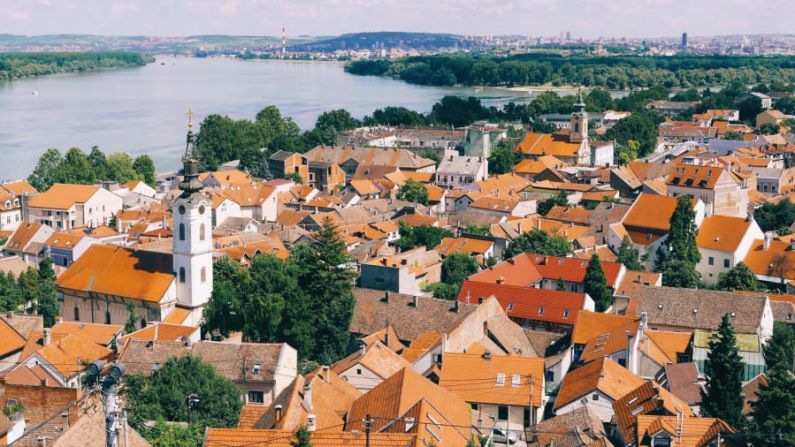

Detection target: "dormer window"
[538, 307, 545, 315]
[496, 373, 505, 386]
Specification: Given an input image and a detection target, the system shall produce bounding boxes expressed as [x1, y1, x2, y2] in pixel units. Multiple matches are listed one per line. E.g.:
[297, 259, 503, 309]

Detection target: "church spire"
[179, 108, 204, 195]
[574, 89, 586, 112]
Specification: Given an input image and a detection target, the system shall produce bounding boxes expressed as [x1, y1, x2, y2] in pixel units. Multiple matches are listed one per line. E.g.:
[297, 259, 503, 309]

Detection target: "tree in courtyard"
[556, 277, 566, 291]
[125, 302, 138, 334]
[537, 192, 568, 216]
[661, 195, 701, 286]
[286, 172, 303, 184]
[700, 314, 745, 430]
[393, 222, 453, 252]
[34, 258, 59, 328]
[124, 356, 243, 429]
[616, 237, 643, 271]
[748, 367, 795, 447]
[503, 229, 572, 258]
[584, 254, 612, 312]
[139, 420, 204, 447]
[662, 259, 700, 289]
[27, 148, 63, 191]
[132, 154, 157, 186]
[487, 143, 516, 175]
[441, 253, 479, 289]
[716, 262, 758, 291]
[397, 179, 429, 205]
[763, 322, 795, 373]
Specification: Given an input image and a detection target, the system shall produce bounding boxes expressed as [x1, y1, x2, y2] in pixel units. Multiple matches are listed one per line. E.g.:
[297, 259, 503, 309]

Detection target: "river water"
[0, 56, 538, 181]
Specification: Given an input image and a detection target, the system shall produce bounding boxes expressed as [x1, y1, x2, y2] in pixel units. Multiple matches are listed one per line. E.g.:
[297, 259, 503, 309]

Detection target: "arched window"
[199, 223, 206, 241]
[179, 267, 186, 283]
[201, 266, 207, 283]
[74, 306, 80, 321]
[179, 223, 185, 241]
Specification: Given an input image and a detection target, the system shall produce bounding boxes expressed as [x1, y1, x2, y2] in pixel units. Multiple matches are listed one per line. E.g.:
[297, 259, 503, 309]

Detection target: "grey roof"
[748, 167, 784, 180]
[526, 406, 608, 447]
[627, 287, 767, 334]
[269, 150, 298, 161]
[437, 154, 484, 176]
[770, 300, 794, 324]
[350, 288, 478, 341]
[708, 139, 763, 155]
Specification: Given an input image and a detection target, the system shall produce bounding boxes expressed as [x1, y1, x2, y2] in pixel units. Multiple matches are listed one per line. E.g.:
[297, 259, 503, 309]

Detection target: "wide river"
[0, 56, 542, 181]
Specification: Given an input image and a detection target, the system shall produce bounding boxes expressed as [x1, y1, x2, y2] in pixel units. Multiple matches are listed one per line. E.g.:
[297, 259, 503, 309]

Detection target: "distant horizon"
[3, 31, 795, 41]
[1, 0, 792, 39]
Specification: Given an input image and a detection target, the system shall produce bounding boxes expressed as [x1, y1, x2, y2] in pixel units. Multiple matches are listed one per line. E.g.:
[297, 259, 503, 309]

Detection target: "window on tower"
[179, 267, 186, 283]
[200, 223, 206, 241]
[179, 223, 185, 241]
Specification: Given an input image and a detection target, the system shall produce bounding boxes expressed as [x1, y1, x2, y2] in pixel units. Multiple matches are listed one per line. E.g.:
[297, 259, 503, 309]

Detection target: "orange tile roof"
[467, 253, 543, 287]
[622, 193, 681, 234]
[636, 415, 735, 447]
[56, 245, 175, 302]
[361, 326, 405, 352]
[580, 320, 640, 363]
[554, 358, 645, 410]
[514, 132, 581, 158]
[476, 173, 530, 194]
[743, 238, 795, 281]
[119, 323, 198, 344]
[199, 169, 253, 187]
[581, 190, 619, 202]
[644, 330, 692, 363]
[331, 341, 410, 380]
[571, 311, 638, 345]
[205, 429, 416, 447]
[347, 367, 472, 447]
[397, 213, 437, 228]
[696, 215, 753, 253]
[512, 155, 565, 175]
[51, 322, 121, 346]
[1, 180, 37, 195]
[434, 237, 493, 257]
[469, 196, 519, 213]
[27, 183, 101, 209]
[350, 179, 381, 195]
[45, 232, 86, 250]
[20, 332, 111, 379]
[237, 405, 268, 429]
[614, 270, 662, 297]
[423, 184, 445, 202]
[401, 332, 442, 363]
[162, 307, 191, 325]
[614, 382, 694, 445]
[0, 318, 27, 357]
[531, 180, 595, 192]
[5, 223, 45, 251]
[666, 164, 724, 190]
[545, 206, 592, 225]
[439, 353, 544, 407]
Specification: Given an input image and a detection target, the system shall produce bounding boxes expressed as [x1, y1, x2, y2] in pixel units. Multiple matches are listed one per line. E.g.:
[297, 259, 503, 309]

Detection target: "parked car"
[491, 427, 518, 445]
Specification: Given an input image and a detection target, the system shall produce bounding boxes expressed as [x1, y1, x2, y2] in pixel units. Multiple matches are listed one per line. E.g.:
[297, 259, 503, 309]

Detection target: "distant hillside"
[288, 32, 480, 52]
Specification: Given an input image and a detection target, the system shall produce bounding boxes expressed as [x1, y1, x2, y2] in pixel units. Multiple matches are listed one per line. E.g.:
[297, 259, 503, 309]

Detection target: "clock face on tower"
[178, 205, 186, 215]
[199, 205, 206, 215]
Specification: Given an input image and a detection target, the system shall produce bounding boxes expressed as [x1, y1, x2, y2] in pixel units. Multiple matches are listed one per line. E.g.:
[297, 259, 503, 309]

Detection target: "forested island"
[0, 51, 153, 80]
[345, 53, 795, 89]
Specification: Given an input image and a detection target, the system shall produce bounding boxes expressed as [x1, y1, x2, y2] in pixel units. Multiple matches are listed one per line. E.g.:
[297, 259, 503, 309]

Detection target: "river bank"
[0, 52, 153, 81]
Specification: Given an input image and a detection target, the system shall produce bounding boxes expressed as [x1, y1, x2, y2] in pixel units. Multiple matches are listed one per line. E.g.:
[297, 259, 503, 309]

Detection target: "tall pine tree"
[584, 254, 612, 312]
[662, 195, 701, 286]
[748, 368, 795, 446]
[700, 314, 745, 430]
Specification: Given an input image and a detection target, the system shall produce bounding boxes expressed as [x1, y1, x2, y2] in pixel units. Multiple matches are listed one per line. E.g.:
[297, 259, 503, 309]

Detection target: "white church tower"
[172, 110, 213, 324]
[570, 91, 591, 166]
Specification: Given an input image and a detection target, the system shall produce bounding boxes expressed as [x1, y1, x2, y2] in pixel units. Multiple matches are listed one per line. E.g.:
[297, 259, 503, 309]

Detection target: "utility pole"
[89, 361, 126, 447]
[364, 414, 373, 447]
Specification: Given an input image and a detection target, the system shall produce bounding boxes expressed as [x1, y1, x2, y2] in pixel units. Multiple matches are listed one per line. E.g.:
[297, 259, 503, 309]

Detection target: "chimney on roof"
[482, 350, 491, 360]
[413, 295, 420, 307]
[496, 276, 505, 284]
[306, 414, 317, 432]
[764, 232, 772, 250]
[321, 365, 330, 383]
[5, 312, 11, 319]
[453, 300, 460, 313]
[360, 343, 366, 356]
[303, 383, 313, 411]
[383, 291, 389, 302]
[43, 328, 51, 347]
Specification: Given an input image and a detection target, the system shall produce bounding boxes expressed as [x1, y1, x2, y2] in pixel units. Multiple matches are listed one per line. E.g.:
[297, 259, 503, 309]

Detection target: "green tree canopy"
[27, 148, 63, 191]
[537, 192, 569, 216]
[106, 152, 140, 184]
[393, 223, 454, 252]
[314, 109, 360, 132]
[133, 154, 157, 186]
[716, 262, 758, 291]
[441, 253, 479, 288]
[54, 147, 96, 185]
[700, 314, 746, 430]
[754, 198, 795, 232]
[431, 96, 489, 127]
[764, 322, 795, 374]
[88, 146, 109, 181]
[124, 356, 243, 429]
[616, 237, 643, 271]
[503, 229, 572, 258]
[487, 142, 516, 175]
[397, 179, 429, 205]
[748, 367, 795, 447]
[584, 254, 612, 311]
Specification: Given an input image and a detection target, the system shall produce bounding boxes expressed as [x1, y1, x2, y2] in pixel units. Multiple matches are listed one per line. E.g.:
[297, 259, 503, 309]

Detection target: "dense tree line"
[202, 220, 355, 364]
[0, 52, 152, 80]
[28, 146, 156, 191]
[346, 54, 795, 89]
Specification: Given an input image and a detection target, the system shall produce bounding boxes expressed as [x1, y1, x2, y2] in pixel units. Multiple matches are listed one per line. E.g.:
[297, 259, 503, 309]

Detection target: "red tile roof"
[528, 254, 623, 287]
[458, 280, 587, 326]
[466, 253, 543, 287]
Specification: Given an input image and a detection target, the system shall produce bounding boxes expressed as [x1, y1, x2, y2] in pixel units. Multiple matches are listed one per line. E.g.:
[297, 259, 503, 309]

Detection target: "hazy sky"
[1, 0, 790, 38]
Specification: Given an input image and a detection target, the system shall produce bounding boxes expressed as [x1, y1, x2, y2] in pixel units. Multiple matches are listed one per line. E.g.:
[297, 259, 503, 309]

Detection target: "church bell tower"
[570, 91, 591, 165]
[172, 110, 213, 321]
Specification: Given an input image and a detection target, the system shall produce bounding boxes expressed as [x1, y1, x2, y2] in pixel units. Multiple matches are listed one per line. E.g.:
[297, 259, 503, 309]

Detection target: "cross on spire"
[186, 108, 194, 130]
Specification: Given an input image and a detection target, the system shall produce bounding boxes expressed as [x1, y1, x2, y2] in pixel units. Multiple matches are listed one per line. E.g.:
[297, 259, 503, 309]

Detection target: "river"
[0, 56, 540, 181]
